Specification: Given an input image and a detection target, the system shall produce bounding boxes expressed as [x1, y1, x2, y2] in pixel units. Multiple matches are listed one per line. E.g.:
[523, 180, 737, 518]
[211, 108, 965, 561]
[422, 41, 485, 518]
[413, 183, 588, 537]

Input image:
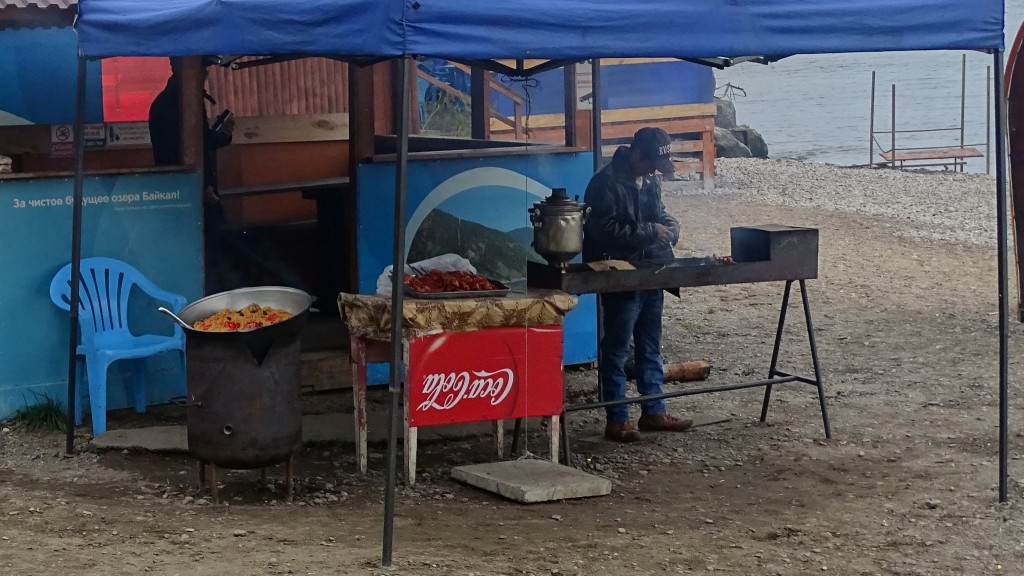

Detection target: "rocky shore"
[670, 157, 1000, 247]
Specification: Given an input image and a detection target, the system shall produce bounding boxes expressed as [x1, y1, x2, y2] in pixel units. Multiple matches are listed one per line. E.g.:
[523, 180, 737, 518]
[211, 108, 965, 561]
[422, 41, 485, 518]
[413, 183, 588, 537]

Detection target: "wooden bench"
[879, 146, 983, 170]
[492, 103, 717, 189]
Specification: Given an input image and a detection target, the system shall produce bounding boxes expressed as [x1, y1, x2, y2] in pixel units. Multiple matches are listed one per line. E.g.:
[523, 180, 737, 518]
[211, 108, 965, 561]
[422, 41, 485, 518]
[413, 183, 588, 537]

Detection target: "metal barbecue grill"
[525, 224, 830, 463]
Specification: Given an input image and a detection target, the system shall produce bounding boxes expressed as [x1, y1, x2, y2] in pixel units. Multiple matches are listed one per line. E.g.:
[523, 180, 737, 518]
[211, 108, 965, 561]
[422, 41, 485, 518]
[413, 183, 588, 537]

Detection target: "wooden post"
[179, 57, 205, 170]
[346, 62, 394, 293]
[471, 66, 491, 140]
[563, 63, 577, 147]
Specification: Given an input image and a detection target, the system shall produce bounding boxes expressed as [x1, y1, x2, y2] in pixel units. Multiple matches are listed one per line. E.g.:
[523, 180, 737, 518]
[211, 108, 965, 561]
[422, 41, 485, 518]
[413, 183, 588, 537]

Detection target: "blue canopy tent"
[69, 0, 1007, 566]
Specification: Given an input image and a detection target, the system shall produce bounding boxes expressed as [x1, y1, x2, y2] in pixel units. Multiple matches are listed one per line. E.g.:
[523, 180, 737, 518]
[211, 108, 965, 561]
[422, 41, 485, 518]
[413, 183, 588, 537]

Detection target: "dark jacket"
[148, 77, 231, 194]
[582, 146, 680, 262]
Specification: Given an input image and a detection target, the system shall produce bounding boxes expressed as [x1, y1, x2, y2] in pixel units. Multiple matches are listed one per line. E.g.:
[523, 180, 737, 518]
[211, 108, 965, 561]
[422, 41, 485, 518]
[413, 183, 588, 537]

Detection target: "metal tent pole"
[869, 71, 876, 166]
[382, 55, 413, 567]
[591, 58, 603, 172]
[64, 56, 88, 455]
[994, 50, 1011, 503]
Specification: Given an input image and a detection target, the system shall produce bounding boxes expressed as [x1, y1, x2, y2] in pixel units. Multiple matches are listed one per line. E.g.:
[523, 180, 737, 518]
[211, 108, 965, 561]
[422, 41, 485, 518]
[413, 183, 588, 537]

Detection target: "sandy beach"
[2, 158, 1022, 576]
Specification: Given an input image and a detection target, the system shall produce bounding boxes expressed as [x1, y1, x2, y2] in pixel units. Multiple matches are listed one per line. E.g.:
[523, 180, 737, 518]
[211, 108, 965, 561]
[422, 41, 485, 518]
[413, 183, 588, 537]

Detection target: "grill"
[526, 225, 818, 293]
[175, 287, 313, 502]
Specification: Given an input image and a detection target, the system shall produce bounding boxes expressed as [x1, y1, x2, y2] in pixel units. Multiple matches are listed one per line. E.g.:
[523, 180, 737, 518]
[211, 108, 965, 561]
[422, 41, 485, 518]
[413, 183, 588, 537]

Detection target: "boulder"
[714, 98, 737, 129]
[729, 125, 769, 159]
[714, 127, 751, 158]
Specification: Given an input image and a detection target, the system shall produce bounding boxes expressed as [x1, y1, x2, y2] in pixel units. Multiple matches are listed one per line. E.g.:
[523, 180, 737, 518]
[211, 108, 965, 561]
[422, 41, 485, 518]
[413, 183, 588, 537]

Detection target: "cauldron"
[173, 287, 312, 469]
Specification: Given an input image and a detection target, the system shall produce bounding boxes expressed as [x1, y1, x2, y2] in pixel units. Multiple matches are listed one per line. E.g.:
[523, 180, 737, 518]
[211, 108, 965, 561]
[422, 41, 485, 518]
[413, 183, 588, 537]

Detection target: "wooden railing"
[415, 64, 529, 139]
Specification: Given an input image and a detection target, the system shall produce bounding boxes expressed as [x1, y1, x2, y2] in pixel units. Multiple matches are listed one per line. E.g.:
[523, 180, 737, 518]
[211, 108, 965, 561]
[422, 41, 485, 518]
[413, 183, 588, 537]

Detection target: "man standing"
[583, 127, 693, 442]
[149, 57, 235, 293]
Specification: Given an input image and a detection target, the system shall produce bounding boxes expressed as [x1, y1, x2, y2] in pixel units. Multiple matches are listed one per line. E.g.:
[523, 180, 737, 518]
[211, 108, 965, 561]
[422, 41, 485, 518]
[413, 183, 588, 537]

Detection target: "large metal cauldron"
[174, 287, 313, 469]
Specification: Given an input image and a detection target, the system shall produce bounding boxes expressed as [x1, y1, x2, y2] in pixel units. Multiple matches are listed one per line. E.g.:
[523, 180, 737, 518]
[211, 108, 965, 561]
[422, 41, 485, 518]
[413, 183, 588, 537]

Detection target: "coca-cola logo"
[417, 368, 515, 412]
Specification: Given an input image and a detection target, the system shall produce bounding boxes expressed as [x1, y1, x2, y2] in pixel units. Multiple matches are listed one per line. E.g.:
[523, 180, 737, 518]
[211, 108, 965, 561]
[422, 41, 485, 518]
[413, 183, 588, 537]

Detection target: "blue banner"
[0, 171, 203, 419]
[356, 151, 598, 384]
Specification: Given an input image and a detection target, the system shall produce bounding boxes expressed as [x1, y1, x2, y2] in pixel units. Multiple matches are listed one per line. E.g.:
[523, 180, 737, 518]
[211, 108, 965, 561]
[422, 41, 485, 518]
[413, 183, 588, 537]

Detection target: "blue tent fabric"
[76, 0, 1004, 59]
[76, 0, 408, 58]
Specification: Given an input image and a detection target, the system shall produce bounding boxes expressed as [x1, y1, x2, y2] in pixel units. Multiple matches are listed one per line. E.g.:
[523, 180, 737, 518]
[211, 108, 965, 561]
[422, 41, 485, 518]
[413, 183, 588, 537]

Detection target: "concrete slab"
[91, 425, 187, 452]
[451, 459, 611, 503]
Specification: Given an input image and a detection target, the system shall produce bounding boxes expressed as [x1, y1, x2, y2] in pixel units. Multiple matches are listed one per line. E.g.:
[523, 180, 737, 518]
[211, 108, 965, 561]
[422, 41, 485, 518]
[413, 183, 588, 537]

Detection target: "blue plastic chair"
[49, 257, 187, 435]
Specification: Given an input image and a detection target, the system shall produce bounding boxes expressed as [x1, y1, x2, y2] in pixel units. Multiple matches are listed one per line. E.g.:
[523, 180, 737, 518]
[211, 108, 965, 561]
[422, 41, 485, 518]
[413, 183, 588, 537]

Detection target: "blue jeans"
[600, 289, 666, 422]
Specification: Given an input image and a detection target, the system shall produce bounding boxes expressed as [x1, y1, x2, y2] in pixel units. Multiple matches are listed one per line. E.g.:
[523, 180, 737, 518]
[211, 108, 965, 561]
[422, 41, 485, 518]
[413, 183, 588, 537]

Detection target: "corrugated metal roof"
[207, 58, 350, 117]
[0, 0, 76, 28]
[0, 0, 76, 8]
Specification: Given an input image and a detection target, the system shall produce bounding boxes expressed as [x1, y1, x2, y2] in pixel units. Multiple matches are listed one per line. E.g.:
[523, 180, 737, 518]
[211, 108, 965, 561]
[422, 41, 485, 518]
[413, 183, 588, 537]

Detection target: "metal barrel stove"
[173, 287, 313, 501]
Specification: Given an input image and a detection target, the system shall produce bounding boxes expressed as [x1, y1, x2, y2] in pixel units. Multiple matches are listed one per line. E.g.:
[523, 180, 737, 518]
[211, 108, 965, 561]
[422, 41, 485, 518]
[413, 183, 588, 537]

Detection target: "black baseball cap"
[632, 127, 675, 174]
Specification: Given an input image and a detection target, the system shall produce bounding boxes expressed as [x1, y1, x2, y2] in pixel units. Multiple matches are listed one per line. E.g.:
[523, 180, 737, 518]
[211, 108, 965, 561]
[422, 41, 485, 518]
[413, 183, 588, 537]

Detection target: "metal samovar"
[529, 187, 591, 268]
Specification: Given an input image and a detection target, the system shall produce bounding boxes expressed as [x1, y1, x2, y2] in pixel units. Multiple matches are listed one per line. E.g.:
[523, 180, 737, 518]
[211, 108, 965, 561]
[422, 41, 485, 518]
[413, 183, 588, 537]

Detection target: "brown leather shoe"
[637, 413, 694, 432]
[605, 421, 641, 443]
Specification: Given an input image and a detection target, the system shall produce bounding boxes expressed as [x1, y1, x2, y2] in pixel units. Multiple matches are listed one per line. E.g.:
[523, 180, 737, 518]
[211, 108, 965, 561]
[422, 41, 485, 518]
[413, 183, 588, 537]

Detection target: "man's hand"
[654, 223, 674, 247]
[714, 254, 734, 264]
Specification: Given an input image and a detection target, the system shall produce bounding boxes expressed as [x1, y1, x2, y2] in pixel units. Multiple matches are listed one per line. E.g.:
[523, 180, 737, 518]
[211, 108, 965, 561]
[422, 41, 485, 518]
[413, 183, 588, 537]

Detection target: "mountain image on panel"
[408, 210, 542, 282]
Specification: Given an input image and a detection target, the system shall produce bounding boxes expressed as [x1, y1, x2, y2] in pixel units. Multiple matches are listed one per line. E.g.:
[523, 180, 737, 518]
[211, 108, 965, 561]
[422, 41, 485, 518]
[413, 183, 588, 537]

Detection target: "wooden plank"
[879, 146, 983, 162]
[672, 140, 705, 153]
[219, 176, 350, 198]
[600, 117, 714, 140]
[599, 58, 682, 67]
[231, 113, 350, 145]
[492, 103, 716, 132]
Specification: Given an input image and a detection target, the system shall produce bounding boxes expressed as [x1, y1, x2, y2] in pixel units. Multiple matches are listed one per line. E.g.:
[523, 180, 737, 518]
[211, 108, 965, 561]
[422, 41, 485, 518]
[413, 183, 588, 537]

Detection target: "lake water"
[714, 2, 1024, 174]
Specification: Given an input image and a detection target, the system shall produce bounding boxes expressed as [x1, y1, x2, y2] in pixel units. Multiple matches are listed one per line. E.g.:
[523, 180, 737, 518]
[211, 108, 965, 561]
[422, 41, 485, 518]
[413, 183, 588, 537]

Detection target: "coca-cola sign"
[418, 368, 515, 412]
[407, 326, 563, 427]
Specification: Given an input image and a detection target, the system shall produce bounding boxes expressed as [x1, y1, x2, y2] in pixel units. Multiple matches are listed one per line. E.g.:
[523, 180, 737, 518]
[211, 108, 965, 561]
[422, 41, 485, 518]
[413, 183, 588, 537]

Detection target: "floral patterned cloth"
[337, 289, 578, 340]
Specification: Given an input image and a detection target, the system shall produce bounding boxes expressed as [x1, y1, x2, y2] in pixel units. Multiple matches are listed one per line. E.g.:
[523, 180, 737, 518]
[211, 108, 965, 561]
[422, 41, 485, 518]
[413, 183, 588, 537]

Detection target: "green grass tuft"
[12, 394, 68, 433]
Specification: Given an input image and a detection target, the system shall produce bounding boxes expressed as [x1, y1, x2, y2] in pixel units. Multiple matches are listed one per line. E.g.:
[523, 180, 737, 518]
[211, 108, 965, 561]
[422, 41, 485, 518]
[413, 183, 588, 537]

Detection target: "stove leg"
[761, 280, 792, 425]
[510, 418, 523, 456]
[209, 464, 220, 505]
[285, 457, 294, 503]
[800, 280, 832, 439]
[198, 462, 206, 491]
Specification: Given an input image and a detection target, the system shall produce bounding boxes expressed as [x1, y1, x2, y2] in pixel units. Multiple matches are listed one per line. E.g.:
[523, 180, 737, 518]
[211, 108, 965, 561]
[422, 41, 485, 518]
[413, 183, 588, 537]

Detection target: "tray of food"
[403, 269, 510, 299]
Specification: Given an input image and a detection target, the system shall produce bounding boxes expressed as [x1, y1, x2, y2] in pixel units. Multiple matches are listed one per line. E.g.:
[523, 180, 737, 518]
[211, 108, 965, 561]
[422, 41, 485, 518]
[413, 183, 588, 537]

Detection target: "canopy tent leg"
[995, 50, 1011, 503]
[65, 56, 88, 455]
[382, 55, 413, 568]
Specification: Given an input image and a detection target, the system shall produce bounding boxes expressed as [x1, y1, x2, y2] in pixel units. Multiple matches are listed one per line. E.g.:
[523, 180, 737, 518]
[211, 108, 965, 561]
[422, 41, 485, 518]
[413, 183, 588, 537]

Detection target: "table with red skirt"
[337, 288, 577, 485]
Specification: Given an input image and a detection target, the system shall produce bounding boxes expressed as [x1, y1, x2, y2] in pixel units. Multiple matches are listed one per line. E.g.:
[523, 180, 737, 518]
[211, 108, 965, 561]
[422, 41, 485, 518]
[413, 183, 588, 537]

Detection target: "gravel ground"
[2, 158, 1022, 576]
[706, 158, 1000, 247]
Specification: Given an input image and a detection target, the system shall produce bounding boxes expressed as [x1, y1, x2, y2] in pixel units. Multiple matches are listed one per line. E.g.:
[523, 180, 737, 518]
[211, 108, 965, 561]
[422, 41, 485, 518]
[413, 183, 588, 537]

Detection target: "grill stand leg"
[760, 281, 792, 425]
[800, 280, 832, 439]
[758, 280, 832, 439]
[198, 462, 206, 491]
